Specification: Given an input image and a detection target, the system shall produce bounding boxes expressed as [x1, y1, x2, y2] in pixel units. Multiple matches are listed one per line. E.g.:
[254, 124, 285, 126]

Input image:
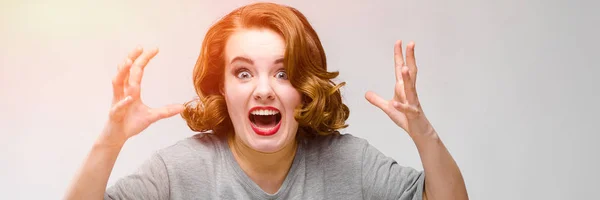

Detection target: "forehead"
[225, 28, 285, 63]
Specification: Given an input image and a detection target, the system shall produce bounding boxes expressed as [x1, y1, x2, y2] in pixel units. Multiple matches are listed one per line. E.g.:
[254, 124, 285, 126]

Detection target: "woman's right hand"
[99, 47, 185, 147]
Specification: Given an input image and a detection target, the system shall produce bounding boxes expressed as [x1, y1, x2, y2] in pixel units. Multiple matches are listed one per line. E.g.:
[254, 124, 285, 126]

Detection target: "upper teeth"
[251, 109, 279, 115]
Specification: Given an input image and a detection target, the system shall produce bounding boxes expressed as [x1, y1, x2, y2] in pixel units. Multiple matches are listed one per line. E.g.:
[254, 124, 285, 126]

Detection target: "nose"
[253, 77, 275, 101]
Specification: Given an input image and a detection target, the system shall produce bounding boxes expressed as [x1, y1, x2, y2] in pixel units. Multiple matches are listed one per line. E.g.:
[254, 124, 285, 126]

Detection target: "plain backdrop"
[1, 0, 599, 199]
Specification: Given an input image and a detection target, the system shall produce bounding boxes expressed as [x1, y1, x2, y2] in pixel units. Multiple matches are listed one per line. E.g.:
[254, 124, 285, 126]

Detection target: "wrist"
[93, 137, 125, 151]
[96, 123, 129, 148]
[95, 131, 126, 150]
[410, 126, 440, 146]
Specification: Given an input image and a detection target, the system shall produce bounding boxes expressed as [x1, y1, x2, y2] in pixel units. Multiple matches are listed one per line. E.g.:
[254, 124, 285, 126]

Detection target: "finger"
[394, 40, 405, 82]
[109, 96, 134, 119]
[148, 104, 185, 123]
[112, 58, 132, 101]
[401, 66, 419, 104]
[123, 73, 129, 95]
[365, 91, 391, 114]
[128, 48, 159, 97]
[406, 41, 418, 83]
[122, 46, 144, 88]
[394, 81, 407, 104]
[128, 46, 144, 61]
[130, 48, 158, 86]
[392, 100, 420, 114]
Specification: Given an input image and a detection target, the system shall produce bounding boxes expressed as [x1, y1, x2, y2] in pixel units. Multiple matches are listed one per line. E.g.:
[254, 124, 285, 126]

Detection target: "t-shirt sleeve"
[104, 153, 170, 200]
[361, 142, 425, 200]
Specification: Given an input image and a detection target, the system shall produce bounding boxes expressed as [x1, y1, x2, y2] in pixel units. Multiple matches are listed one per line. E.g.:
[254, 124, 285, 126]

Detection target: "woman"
[65, 2, 467, 200]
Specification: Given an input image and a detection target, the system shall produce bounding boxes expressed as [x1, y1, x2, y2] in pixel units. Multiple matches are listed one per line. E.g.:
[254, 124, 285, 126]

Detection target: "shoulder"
[154, 132, 225, 169]
[303, 133, 371, 164]
[106, 133, 225, 198]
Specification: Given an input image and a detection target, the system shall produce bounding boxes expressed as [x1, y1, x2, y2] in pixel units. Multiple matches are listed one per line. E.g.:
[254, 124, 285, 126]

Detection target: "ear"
[219, 82, 225, 96]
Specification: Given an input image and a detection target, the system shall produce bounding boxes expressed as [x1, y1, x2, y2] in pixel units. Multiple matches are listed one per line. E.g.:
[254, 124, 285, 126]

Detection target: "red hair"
[181, 2, 349, 136]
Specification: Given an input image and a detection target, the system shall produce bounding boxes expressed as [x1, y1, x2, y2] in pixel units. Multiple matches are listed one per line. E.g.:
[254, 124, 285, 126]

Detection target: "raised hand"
[365, 41, 434, 138]
[99, 47, 185, 146]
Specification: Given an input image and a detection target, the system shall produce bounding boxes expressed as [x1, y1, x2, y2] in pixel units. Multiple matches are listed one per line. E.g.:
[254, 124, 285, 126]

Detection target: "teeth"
[254, 126, 277, 131]
[251, 109, 279, 116]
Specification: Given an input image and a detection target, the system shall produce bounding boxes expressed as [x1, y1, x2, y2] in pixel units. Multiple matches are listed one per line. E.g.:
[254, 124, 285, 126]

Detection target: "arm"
[64, 137, 124, 199]
[366, 40, 468, 200]
[64, 47, 183, 200]
[412, 124, 467, 200]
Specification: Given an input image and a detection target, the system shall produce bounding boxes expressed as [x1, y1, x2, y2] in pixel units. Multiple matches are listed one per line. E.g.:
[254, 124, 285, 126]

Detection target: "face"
[223, 28, 302, 153]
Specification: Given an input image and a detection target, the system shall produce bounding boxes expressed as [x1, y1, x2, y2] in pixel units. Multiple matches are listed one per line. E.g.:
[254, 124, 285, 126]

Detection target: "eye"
[275, 71, 288, 80]
[236, 70, 252, 79]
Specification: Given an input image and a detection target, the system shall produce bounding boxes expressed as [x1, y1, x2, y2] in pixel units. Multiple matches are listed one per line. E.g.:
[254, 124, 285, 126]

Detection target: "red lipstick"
[248, 106, 281, 136]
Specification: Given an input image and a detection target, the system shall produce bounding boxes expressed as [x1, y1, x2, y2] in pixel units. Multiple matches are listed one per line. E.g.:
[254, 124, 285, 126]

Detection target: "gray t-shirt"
[105, 133, 425, 199]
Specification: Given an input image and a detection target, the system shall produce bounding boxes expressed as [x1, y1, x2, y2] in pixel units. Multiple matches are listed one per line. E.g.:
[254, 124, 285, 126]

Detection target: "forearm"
[64, 138, 124, 200]
[412, 128, 468, 200]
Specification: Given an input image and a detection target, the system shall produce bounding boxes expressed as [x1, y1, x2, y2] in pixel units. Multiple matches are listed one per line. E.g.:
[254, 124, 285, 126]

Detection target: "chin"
[244, 127, 293, 153]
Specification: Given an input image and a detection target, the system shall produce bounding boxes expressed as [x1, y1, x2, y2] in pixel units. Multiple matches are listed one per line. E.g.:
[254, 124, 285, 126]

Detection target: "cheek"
[224, 77, 247, 99]
[278, 87, 302, 113]
[223, 80, 248, 115]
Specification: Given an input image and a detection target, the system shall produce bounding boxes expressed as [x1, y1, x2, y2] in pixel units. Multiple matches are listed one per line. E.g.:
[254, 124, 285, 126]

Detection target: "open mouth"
[248, 106, 282, 136]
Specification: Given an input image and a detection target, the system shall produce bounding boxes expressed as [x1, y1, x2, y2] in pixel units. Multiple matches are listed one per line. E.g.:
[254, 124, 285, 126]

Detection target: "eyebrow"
[230, 56, 284, 65]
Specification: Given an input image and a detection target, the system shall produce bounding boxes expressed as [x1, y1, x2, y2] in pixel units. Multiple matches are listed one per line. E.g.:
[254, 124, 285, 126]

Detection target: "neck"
[227, 133, 298, 194]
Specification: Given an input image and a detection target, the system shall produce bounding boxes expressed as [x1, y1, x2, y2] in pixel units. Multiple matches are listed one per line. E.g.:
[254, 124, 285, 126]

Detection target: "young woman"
[65, 2, 468, 200]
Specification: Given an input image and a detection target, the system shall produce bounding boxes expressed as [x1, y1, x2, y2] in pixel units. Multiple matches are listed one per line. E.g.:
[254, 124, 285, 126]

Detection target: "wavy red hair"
[181, 2, 349, 136]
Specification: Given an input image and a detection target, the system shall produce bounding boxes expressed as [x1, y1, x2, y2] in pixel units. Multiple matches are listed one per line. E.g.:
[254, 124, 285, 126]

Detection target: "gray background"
[1, 0, 598, 199]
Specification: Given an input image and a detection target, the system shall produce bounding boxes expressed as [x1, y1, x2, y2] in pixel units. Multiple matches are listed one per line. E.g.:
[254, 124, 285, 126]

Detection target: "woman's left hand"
[365, 40, 435, 139]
